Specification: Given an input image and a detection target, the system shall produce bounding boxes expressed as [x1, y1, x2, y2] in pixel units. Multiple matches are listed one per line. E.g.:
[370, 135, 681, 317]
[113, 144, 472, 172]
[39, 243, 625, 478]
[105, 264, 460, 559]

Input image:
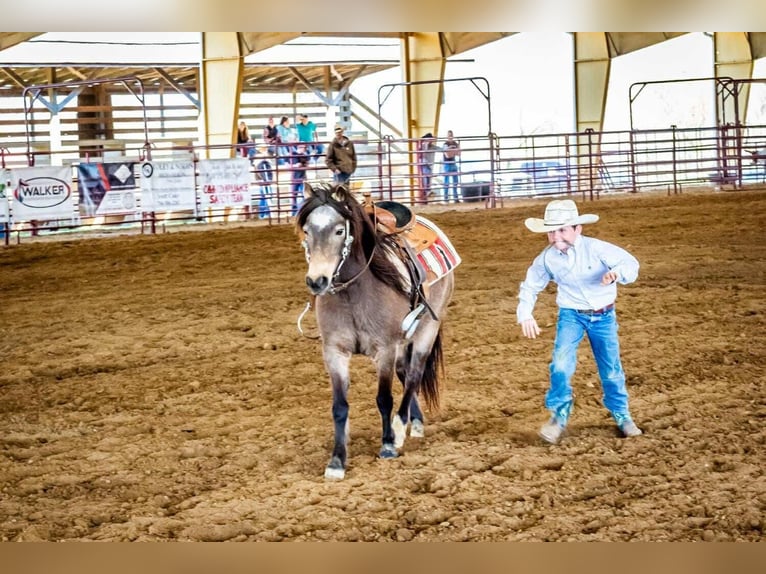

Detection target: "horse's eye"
[335, 227, 345, 236]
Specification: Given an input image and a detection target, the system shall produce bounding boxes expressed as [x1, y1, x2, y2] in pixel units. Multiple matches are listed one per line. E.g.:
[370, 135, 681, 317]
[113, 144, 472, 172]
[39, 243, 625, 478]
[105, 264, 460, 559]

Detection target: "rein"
[328, 204, 384, 294]
[329, 243, 377, 294]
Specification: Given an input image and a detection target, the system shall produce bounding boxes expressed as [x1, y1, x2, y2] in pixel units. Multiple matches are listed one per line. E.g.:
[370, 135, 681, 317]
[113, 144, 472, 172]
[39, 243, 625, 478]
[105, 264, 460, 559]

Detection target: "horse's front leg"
[376, 348, 397, 459]
[324, 350, 351, 480]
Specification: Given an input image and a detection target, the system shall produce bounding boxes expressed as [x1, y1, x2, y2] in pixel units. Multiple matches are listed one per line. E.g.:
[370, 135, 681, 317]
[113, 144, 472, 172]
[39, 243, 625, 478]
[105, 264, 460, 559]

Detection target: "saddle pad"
[410, 216, 461, 284]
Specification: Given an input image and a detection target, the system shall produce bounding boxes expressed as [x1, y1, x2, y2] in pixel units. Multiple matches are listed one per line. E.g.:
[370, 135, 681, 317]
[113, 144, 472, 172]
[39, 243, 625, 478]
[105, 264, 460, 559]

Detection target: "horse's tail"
[420, 328, 444, 411]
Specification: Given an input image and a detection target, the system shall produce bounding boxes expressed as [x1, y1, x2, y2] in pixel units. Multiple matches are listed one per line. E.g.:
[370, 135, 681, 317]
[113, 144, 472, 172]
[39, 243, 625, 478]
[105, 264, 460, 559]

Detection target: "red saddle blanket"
[405, 216, 461, 285]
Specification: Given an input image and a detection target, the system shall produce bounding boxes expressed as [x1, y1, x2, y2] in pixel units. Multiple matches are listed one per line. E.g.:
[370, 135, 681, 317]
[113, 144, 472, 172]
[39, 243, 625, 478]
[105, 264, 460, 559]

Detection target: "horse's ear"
[332, 183, 350, 203]
[303, 181, 315, 200]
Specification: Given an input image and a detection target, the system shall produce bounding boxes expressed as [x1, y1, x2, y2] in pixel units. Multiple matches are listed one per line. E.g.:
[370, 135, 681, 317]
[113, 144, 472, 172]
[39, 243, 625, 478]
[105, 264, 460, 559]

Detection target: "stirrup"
[401, 303, 426, 339]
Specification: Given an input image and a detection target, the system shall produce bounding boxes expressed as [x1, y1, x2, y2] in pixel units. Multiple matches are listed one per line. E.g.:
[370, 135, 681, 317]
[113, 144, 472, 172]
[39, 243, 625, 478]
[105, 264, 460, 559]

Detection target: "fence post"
[585, 128, 595, 201]
[629, 130, 638, 193]
[670, 124, 680, 195]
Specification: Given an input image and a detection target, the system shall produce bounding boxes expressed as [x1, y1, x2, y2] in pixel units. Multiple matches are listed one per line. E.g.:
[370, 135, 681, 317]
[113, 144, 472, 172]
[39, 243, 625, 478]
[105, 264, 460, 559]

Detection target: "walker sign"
[10, 167, 74, 221]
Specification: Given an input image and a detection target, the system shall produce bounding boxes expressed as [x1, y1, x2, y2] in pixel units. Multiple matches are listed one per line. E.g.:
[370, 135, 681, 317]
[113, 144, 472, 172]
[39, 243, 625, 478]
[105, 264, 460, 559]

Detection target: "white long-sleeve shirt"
[516, 235, 639, 323]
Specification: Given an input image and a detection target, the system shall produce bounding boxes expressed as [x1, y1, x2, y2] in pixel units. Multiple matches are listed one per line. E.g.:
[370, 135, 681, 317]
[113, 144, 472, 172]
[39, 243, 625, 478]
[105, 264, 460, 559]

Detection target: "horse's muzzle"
[306, 275, 329, 295]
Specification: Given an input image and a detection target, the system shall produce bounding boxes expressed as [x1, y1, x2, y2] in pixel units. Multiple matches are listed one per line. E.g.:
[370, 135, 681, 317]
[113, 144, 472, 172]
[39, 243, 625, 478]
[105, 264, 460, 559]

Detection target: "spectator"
[262, 117, 279, 157]
[290, 144, 310, 216]
[325, 124, 357, 185]
[236, 121, 252, 159]
[296, 113, 324, 162]
[276, 116, 297, 164]
[418, 132, 438, 203]
[254, 147, 273, 219]
[442, 129, 461, 203]
[516, 199, 642, 444]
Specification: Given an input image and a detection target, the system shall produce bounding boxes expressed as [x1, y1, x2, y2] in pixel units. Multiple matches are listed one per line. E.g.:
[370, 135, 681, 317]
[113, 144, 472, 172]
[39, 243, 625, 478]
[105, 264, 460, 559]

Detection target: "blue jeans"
[420, 164, 433, 201]
[545, 307, 631, 423]
[333, 172, 351, 185]
[442, 161, 459, 202]
[291, 179, 305, 215]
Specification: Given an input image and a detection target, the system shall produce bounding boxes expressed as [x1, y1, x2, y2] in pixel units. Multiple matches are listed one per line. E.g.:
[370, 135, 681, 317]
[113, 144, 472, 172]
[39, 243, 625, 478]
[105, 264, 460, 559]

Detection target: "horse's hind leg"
[396, 350, 424, 438]
[324, 351, 351, 480]
[393, 322, 441, 449]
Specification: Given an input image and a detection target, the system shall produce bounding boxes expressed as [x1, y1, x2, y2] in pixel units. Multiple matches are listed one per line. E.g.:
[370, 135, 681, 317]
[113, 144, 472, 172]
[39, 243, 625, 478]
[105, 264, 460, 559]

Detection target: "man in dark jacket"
[325, 124, 357, 184]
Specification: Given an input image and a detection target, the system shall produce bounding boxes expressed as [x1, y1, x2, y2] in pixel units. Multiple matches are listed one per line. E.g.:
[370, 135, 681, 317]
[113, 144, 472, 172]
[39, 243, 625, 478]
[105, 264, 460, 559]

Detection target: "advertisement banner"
[140, 160, 196, 212]
[78, 162, 138, 217]
[0, 169, 10, 224]
[198, 158, 251, 208]
[10, 166, 74, 222]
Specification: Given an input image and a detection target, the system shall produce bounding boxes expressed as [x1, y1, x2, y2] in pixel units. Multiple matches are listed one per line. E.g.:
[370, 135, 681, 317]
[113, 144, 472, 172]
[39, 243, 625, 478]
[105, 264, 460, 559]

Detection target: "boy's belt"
[576, 303, 615, 315]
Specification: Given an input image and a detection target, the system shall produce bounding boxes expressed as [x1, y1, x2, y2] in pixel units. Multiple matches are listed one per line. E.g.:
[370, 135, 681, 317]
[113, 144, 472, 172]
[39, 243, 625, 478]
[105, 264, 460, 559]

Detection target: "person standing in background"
[262, 117, 279, 157]
[254, 147, 273, 219]
[325, 124, 357, 185]
[418, 132, 438, 203]
[442, 130, 461, 203]
[296, 113, 324, 162]
[276, 116, 297, 165]
[290, 144, 310, 216]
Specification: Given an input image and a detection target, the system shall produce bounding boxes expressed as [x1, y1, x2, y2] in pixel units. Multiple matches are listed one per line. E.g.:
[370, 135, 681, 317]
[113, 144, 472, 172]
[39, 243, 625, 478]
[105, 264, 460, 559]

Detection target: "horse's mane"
[296, 183, 409, 295]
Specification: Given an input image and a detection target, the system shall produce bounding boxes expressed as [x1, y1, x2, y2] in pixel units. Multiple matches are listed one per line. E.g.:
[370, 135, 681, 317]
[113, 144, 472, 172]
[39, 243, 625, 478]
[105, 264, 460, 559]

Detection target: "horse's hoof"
[392, 415, 407, 449]
[379, 444, 398, 459]
[410, 419, 425, 438]
[324, 466, 345, 480]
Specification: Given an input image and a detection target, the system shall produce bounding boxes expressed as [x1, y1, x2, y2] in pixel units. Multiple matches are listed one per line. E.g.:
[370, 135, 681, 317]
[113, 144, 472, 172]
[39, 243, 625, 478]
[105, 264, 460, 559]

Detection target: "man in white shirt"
[517, 199, 642, 444]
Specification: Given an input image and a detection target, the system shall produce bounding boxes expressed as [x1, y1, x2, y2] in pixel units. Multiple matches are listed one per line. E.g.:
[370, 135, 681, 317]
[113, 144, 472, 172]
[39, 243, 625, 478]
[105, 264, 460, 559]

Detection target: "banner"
[78, 162, 138, 217]
[0, 170, 10, 225]
[10, 166, 74, 222]
[140, 160, 196, 212]
[198, 158, 251, 208]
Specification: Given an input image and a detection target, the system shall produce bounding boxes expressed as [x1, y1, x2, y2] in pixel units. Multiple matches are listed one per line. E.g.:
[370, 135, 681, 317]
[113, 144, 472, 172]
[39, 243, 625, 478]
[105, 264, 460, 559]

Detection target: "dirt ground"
[0, 189, 764, 542]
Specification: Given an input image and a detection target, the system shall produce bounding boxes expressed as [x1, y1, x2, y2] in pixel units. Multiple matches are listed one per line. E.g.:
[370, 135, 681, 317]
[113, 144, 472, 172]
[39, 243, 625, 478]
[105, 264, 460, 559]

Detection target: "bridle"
[301, 213, 377, 295]
[297, 210, 376, 339]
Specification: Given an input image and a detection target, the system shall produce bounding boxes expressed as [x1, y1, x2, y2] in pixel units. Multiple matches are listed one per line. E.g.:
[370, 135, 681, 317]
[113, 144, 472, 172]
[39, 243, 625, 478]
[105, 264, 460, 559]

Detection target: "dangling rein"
[297, 295, 320, 339]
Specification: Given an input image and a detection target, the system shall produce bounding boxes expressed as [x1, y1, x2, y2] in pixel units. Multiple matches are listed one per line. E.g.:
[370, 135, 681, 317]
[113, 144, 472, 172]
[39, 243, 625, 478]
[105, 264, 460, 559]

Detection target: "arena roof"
[1, 33, 764, 99]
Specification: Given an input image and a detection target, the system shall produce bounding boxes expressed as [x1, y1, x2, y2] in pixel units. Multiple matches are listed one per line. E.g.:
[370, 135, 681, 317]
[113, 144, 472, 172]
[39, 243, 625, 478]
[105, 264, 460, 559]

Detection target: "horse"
[296, 182, 458, 480]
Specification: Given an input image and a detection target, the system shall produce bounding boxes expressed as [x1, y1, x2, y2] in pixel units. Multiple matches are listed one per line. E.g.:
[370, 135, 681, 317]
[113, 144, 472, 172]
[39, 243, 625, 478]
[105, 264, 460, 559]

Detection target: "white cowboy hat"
[524, 199, 599, 233]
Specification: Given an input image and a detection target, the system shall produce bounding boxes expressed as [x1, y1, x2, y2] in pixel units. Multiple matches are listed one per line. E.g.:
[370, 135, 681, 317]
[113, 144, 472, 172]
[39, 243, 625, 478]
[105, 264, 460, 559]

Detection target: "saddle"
[365, 201, 438, 259]
[364, 200, 440, 336]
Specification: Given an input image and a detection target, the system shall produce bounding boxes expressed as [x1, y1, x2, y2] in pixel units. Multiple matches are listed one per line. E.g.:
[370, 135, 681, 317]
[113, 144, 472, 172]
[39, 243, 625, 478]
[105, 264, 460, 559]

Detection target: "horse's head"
[296, 182, 365, 296]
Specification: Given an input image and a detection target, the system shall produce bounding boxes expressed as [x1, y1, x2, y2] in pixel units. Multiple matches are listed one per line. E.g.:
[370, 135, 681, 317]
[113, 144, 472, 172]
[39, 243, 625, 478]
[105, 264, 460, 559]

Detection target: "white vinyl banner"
[198, 158, 251, 208]
[0, 169, 10, 224]
[10, 166, 75, 222]
[140, 160, 196, 212]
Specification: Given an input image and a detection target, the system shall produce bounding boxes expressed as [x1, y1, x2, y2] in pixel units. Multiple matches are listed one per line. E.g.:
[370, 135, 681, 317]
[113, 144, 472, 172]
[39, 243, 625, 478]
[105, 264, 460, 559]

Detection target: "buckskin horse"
[296, 182, 460, 480]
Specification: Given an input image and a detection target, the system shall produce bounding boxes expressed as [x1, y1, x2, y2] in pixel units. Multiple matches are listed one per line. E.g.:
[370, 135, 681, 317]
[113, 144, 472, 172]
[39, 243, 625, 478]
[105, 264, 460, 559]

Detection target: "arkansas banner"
[198, 158, 251, 208]
[78, 162, 137, 217]
[140, 160, 196, 212]
[10, 166, 75, 222]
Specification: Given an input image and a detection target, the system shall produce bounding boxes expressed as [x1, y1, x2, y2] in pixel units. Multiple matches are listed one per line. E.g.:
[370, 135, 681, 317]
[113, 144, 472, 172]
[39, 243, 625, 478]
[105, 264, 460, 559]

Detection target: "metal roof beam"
[153, 66, 200, 109]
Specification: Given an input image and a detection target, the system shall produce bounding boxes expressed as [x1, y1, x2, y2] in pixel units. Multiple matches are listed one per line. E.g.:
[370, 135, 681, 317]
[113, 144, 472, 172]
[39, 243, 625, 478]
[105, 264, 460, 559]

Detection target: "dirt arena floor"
[0, 188, 764, 542]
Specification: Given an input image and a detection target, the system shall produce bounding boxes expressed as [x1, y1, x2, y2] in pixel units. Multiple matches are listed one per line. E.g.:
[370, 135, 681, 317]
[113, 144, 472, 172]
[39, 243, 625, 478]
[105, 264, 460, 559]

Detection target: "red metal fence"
[2, 122, 765, 245]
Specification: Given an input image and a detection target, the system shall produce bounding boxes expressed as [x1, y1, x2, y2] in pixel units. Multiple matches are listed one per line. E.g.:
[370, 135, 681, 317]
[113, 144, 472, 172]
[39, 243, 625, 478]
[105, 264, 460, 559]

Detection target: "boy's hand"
[520, 318, 541, 339]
